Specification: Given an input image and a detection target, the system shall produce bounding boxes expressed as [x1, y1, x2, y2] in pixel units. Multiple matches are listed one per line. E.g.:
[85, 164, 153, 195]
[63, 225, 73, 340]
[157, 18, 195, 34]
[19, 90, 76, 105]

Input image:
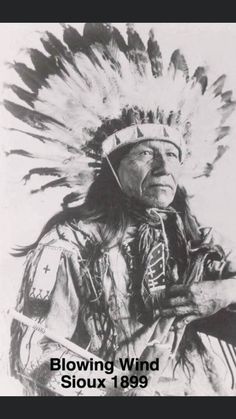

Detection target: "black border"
[1, 0, 235, 414]
[1, 0, 236, 23]
[0, 394, 235, 413]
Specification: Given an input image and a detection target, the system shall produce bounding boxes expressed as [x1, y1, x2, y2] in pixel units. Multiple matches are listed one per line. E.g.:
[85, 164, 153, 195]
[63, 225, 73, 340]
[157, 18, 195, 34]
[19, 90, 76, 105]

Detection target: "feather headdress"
[3, 23, 236, 206]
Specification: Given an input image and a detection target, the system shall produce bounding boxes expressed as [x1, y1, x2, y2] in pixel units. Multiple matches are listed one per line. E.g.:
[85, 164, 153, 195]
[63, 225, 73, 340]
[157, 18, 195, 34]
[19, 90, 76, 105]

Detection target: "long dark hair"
[13, 145, 201, 257]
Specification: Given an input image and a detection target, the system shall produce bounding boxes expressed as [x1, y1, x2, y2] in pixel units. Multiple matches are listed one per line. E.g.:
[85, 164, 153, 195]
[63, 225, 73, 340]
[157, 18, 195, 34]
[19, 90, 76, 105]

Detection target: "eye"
[166, 151, 178, 159]
[139, 150, 153, 156]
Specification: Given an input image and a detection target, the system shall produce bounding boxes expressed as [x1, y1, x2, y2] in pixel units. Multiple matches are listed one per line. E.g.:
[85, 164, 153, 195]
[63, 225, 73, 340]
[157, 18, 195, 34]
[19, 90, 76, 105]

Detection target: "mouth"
[149, 183, 173, 190]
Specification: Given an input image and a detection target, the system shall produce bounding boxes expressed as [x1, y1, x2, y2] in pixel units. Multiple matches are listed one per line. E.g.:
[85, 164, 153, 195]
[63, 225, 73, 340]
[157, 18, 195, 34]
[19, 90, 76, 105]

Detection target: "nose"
[151, 153, 169, 176]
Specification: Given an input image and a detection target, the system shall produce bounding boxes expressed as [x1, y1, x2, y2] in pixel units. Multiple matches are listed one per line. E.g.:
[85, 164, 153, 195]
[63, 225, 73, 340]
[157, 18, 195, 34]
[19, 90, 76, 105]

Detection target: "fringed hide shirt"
[11, 215, 236, 396]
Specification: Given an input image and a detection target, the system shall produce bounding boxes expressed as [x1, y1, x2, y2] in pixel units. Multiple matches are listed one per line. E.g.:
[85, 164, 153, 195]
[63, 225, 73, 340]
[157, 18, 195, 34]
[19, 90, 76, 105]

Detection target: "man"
[10, 122, 236, 396]
[5, 23, 236, 396]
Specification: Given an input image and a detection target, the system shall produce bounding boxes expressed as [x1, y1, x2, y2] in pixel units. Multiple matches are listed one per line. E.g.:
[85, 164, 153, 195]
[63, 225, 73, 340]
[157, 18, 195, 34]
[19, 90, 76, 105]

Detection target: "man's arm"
[11, 242, 108, 396]
[161, 227, 236, 322]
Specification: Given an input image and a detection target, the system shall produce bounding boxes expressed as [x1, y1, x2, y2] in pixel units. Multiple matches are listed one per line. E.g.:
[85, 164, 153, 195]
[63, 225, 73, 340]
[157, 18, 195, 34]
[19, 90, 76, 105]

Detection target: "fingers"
[175, 314, 199, 328]
[162, 296, 189, 308]
[161, 305, 195, 317]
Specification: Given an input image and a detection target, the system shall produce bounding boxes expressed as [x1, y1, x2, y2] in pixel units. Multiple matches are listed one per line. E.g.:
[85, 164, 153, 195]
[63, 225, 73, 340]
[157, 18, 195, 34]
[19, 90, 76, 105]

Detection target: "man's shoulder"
[38, 218, 102, 253]
[23, 219, 103, 303]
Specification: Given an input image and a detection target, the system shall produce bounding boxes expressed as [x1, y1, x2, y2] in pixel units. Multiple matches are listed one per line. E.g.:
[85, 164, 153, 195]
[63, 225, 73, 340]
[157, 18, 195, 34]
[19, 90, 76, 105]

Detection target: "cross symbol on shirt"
[43, 265, 50, 274]
[147, 267, 155, 277]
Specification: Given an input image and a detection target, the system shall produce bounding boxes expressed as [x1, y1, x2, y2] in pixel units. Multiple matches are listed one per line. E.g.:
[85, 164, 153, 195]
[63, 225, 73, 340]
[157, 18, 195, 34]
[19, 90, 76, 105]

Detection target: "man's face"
[117, 140, 182, 209]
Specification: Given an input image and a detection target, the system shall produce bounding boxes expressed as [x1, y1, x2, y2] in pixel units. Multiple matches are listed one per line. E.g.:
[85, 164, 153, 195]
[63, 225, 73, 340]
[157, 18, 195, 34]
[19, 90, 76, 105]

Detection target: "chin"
[141, 193, 175, 209]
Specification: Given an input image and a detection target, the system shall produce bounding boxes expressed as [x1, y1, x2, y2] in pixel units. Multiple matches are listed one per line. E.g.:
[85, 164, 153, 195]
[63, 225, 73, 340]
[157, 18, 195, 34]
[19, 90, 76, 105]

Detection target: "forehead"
[129, 139, 179, 153]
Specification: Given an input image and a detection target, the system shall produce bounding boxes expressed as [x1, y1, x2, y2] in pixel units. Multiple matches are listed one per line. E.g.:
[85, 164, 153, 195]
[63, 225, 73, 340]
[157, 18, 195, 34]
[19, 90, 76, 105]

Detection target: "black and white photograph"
[0, 22, 236, 397]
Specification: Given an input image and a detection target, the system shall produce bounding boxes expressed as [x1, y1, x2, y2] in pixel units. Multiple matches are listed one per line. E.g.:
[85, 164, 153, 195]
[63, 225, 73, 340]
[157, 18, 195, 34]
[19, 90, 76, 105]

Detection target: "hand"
[160, 279, 235, 323]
